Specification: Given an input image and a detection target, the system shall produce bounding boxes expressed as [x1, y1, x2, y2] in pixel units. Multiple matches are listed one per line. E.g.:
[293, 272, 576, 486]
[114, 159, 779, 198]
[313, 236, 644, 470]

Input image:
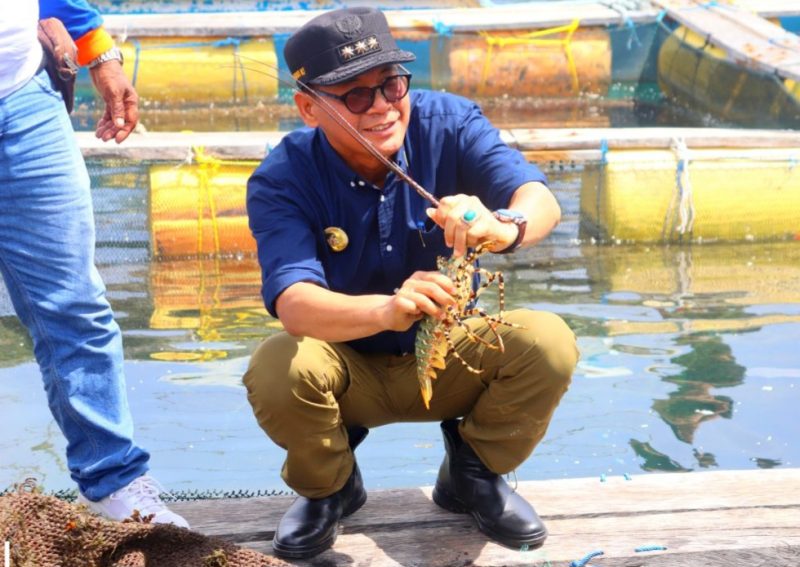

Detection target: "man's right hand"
[90, 60, 139, 143]
[382, 271, 457, 332]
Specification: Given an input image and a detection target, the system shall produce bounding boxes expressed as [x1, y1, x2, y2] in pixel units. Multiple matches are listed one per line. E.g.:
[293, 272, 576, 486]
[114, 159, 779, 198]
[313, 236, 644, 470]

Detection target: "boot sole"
[271, 490, 368, 560]
[272, 533, 336, 560]
[432, 485, 548, 550]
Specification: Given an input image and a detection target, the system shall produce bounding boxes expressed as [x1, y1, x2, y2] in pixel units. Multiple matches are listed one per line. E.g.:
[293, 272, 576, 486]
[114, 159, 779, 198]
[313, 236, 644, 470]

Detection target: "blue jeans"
[0, 69, 149, 500]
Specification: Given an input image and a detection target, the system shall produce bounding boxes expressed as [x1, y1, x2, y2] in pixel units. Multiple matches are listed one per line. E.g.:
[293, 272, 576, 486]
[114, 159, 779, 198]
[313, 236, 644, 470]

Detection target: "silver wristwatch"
[87, 47, 124, 68]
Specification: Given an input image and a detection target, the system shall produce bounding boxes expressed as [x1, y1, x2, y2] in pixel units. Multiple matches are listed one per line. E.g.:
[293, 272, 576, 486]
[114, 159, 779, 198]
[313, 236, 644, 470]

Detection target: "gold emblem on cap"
[324, 227, 349, 252]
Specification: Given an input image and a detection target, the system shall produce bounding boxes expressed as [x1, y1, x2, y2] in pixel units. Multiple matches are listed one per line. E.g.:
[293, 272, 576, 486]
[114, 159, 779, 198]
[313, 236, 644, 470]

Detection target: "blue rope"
[571, 550, 604, 567]
[636, 545, 668, 552]
[131, 39, 142, 87]
[432, 19, 454, 38]
[600, 139, 609, 165]
[625, 17, 642, 50]
[230, 41, 249, 104]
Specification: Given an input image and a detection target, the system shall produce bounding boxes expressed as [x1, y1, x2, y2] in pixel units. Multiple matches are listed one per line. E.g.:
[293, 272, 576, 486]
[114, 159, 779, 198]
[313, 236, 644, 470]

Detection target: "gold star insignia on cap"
[338, 35, 381, 62]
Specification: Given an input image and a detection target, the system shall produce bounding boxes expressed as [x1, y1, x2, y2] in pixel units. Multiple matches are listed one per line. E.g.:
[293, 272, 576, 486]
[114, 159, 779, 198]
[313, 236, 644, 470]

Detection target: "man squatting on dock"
[244, 7, 579, 559]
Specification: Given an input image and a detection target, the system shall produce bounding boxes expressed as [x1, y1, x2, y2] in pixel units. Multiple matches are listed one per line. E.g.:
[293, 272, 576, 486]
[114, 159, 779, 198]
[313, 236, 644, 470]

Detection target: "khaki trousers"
[244, 309, 578, 499]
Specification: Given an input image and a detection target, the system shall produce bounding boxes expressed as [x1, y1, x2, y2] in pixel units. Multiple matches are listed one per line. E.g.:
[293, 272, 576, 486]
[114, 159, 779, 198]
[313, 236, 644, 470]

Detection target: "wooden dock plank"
[185, 508, 800, 566]
[75, 128, 800, 162]
[168, 468, 800, 566]
[99, 2, 800, 37]
[735, 0, 800, 18]
[101, 2, 653, 37]
[652, 0, 800, 82]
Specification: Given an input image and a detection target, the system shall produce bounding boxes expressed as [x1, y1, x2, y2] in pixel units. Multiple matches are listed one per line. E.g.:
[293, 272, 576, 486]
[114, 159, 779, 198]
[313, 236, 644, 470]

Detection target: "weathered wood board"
[101, 2, 653, 37]
[75, 128, 800, 162]
[169, 468, 800, 566]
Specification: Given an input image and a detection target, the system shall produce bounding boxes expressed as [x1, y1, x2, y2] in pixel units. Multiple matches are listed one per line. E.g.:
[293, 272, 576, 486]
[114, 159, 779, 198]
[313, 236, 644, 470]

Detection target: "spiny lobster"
[414, 242, 521, 409]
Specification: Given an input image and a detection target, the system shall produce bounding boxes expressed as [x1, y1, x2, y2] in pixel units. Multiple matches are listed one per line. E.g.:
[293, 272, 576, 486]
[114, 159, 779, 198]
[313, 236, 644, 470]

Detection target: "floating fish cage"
[85, 129, 794, 258]
[74, 2, 670, 107]
[658, 26, 800, 129]
[102, 24, 616, 104]
[580, 146, 800, 243]
[149, 158, 258, 258]
[75, 2, 800, 254]
[75, 2, 800, 127]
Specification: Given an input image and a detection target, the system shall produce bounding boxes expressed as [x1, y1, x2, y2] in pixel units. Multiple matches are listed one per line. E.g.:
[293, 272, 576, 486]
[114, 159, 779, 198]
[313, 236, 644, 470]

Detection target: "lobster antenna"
[232, 52, 440, 207]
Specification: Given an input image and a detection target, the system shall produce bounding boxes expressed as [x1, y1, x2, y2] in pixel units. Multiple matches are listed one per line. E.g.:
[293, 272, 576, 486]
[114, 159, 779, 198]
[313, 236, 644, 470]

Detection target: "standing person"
[245, 7, 578, 559]
[0, 1, 187, 527]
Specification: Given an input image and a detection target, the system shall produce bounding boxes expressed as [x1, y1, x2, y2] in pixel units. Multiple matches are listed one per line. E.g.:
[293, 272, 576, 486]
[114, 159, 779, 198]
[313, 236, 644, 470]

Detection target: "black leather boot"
[432, 419, 547, 550]
[272, 426, 368, 559]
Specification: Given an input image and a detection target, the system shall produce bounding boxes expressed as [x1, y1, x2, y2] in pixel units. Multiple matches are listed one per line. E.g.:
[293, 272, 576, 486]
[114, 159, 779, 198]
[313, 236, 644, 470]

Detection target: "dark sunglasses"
[314, 73, 412, 115]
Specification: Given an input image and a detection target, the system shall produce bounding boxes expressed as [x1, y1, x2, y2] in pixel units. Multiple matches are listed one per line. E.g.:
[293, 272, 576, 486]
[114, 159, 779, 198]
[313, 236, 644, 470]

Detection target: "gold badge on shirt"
[324, 227, 349, 252]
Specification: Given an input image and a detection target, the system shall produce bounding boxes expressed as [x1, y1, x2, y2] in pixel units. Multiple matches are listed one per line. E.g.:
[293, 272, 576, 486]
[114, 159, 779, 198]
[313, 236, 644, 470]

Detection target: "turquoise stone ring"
[462, 209, 478, 223]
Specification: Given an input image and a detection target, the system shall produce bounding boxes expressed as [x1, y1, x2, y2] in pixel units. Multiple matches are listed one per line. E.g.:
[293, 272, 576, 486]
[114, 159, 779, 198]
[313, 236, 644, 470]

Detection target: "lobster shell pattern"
[414, 243, 512, 409]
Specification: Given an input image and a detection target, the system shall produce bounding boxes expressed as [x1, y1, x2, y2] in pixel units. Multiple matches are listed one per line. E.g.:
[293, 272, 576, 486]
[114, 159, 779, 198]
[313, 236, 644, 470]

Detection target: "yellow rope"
[190, 146, 224, 347]
[192, 145, 222, 258]
[187, 148, 263, 348]
[479, 19, 581, 96]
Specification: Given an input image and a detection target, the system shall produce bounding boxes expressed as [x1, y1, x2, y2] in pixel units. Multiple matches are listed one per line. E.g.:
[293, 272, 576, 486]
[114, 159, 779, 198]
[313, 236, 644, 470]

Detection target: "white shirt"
[0, 3, 43, 100]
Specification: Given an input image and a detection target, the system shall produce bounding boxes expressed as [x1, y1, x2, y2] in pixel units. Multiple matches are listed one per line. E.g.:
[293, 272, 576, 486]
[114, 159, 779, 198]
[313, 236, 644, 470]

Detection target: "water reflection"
[573, 242, 798, 474]
[133, 241, 800, 478]
[147, 257, 280, 363]
[653, 333, 745, 445]
[71, 85, 725, 133]
[581, 243, 800, 335]
[629, 440, 691, 472]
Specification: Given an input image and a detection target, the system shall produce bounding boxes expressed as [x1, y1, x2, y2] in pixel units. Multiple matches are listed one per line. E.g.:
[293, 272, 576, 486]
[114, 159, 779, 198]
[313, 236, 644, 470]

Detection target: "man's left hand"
[89, 61, 139, 144]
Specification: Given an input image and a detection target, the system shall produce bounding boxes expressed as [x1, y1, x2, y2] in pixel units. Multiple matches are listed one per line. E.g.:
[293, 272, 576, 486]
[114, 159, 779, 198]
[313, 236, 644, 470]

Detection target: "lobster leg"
[442, 326, 482, 374]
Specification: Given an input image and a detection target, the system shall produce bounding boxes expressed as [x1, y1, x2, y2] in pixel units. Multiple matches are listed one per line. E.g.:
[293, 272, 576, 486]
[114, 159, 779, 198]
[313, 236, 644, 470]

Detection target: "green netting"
[0, 485, 292, 502]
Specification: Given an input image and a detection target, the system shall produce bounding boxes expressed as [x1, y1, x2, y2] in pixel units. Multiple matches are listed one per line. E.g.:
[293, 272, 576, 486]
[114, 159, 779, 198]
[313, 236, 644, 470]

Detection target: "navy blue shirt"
[247, 90, 547, 355]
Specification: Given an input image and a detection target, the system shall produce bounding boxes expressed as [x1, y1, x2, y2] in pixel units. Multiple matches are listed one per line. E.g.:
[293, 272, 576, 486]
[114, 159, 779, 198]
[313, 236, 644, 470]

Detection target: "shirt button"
[380, 195, 385, 202]
[350, 181, 356, 187]
[358, 180, 366, 187]
[386, 244, 393, 252]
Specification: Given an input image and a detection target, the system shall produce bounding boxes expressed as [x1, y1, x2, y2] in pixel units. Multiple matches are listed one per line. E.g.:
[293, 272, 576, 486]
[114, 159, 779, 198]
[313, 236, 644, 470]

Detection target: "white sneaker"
[77, 474, 190, 528]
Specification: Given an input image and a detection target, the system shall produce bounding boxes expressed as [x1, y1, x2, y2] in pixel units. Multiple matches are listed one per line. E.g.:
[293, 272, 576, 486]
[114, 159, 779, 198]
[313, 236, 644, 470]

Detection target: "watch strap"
[492, 210, 527, 254]
[87, 46, 123, 69]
